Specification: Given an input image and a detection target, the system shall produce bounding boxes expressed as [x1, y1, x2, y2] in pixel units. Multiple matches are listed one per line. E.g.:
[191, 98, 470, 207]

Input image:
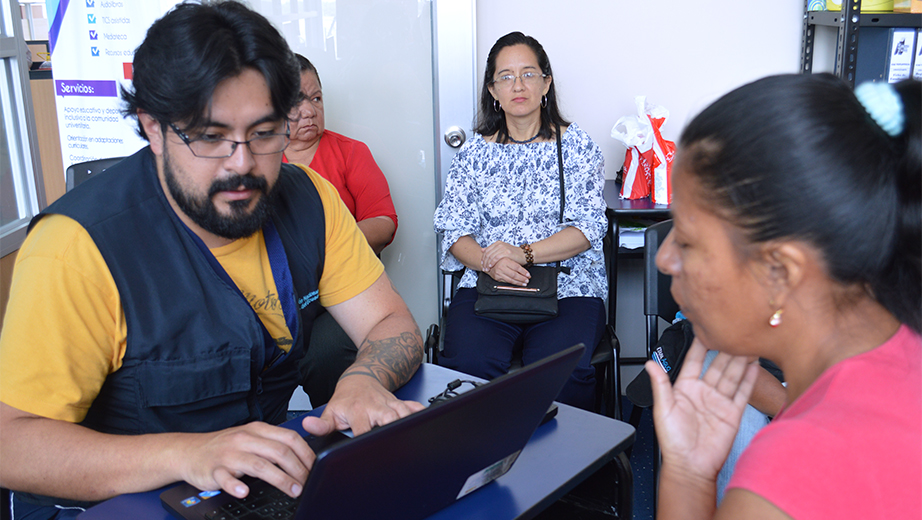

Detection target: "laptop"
[160, 343, 584, 520]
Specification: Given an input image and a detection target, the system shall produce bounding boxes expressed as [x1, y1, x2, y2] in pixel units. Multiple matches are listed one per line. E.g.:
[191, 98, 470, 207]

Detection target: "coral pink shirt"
[728, 325, 922, 519]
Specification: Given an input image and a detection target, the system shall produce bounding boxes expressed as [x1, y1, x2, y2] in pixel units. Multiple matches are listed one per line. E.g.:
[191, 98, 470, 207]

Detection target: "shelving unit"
[802, 0, 921, 85]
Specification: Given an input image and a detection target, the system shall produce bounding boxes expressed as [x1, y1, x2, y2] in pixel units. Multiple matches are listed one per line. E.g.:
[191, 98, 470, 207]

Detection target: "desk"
[78, 363, 635, 520]
[603, 181, 670, 365]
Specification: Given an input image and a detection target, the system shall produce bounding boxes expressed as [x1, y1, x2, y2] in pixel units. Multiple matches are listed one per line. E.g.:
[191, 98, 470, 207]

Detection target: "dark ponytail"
[872, 80, 921, 333]
[680, 74, 921, 332]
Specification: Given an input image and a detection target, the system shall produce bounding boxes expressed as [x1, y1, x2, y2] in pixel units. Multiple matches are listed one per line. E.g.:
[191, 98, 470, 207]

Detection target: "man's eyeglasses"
[169, 121, 290, 159]
[491, 71, 548, 89]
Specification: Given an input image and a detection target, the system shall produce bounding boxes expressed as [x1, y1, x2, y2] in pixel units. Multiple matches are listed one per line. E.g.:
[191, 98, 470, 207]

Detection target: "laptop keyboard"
[195, 431, 349, 520]
[202, 487, 297, 520]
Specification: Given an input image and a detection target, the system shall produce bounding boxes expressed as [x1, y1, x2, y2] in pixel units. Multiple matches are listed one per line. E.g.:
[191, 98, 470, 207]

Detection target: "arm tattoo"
[339, 327, 423, 390]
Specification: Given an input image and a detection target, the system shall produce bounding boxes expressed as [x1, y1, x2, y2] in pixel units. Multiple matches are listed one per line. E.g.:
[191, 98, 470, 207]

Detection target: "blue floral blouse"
[433, 122, 607, 300]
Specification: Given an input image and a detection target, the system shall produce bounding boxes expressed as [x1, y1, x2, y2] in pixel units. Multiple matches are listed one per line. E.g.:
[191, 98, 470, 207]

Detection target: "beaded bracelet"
[520, 243, 534, 267]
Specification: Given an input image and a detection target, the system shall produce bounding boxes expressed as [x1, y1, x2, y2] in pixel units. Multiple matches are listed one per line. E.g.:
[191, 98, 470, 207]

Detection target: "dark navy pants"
[10, 492, 84, 520]
[439, 288, 605, 411]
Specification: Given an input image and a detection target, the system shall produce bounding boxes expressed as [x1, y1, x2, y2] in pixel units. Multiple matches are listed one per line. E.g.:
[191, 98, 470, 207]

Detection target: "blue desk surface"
[78, 363, 635, 520]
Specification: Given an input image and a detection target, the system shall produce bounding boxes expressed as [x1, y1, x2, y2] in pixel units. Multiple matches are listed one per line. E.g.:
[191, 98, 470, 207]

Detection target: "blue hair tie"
[854, 82, 905, 137]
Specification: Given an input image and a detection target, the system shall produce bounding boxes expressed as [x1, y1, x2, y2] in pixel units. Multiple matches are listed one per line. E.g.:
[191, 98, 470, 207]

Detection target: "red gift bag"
[612, 97, 675, 204]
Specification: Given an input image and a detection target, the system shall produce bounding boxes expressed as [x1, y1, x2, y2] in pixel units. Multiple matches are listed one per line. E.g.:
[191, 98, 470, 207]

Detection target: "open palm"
[648, 340, 760, 480]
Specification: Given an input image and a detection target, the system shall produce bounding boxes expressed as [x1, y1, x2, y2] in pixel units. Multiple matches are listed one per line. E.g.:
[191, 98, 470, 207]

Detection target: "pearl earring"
[769, 308, 784, 328]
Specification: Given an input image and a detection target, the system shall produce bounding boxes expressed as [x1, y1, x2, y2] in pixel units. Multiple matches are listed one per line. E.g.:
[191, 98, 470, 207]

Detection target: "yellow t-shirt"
[0, 165, 382, 423]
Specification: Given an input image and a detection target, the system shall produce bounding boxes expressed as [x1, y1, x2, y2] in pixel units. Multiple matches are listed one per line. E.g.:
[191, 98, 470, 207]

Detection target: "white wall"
[476, 0, 806, 377]
[272, 1, 439, 336]
[477, 0, 805, 180]
[285, 1, 809, 395]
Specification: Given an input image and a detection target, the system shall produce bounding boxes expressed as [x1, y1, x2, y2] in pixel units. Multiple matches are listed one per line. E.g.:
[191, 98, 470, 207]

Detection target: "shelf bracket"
[801, 0, 816, 73]
[836, 0, 862, 85]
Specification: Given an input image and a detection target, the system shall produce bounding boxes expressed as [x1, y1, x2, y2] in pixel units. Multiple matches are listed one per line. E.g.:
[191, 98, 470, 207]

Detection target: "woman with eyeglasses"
[284, 54, 398, 408]
[433, 32, 607, 411]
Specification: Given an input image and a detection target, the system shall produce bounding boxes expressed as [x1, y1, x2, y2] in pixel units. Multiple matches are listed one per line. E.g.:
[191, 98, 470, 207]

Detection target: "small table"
[78, 363, 635, 520]
[603, 180, 670, 334]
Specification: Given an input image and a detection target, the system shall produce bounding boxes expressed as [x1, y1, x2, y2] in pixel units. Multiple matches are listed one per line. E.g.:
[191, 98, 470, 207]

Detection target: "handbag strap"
[556, 123, 564, 225]
[554, 124, 570, 275]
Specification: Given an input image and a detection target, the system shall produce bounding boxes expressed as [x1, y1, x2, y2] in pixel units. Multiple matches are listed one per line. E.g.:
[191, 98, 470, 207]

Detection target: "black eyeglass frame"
[168, 120, 291, 159]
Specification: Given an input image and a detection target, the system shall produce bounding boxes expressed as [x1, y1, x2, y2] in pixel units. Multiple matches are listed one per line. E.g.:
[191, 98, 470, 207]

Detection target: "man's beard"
[163, 147, 278, 240]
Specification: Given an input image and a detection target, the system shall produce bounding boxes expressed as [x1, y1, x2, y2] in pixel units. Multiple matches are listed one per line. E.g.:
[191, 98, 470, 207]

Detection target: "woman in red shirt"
[285, 54, 399, 407]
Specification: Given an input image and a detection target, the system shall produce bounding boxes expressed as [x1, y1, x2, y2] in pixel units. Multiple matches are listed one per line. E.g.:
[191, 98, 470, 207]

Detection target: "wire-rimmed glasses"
[169, 121, 290, 159]
[491, 71, 548, 89]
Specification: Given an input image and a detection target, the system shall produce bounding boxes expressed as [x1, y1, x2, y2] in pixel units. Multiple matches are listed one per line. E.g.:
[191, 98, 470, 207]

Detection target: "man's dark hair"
[121, 0, 300, 139]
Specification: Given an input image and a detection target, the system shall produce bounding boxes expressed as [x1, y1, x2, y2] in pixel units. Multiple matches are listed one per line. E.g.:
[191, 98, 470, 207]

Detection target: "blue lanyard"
[180, 219, 299, 370]
[263, 220, 299, 345]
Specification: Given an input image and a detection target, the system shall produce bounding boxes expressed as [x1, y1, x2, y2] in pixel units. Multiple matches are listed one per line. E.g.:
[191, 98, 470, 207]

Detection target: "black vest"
[16, 148, 326, 513]
[31, 147, 325, 435]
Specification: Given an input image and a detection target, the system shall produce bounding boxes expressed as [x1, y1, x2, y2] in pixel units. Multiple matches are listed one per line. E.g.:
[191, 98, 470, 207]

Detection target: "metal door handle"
[444, 126, 466, 148]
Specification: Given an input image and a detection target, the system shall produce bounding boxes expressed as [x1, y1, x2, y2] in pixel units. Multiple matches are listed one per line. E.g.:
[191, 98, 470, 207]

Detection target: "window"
[0, 0, 45, 257]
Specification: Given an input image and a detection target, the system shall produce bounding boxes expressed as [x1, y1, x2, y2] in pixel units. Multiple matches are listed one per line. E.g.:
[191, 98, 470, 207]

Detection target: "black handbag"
[474, 124, 566, 324]
[474, 265, 559, 323]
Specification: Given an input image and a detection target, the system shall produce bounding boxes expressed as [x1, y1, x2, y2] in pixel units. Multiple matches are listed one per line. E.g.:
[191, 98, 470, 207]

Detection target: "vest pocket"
[137, 347, 253, 432]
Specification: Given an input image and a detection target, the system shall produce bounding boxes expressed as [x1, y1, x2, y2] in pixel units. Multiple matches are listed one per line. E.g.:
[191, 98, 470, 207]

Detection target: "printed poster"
[46, 0, 175, 179]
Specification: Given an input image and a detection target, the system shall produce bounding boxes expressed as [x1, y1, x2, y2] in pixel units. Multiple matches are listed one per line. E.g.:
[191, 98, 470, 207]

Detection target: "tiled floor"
[624, 398, 656, 520]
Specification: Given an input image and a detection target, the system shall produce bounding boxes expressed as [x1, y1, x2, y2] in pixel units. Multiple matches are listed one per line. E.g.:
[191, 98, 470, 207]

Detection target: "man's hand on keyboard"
[176, 422, 315, 499]
[302, 374, 424, 436]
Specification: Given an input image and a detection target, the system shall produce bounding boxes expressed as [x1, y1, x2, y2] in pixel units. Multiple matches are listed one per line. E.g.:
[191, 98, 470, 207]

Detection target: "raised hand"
[648, 339, 759, 481]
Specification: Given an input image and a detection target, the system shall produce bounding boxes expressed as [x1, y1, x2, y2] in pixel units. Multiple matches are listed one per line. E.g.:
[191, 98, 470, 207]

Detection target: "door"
[431, 0, 476, 324]
[265, 0, 476, 336]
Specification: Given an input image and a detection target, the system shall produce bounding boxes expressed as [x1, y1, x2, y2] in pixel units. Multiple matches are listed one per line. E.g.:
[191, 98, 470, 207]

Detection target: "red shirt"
[284, 130, 397, 233]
